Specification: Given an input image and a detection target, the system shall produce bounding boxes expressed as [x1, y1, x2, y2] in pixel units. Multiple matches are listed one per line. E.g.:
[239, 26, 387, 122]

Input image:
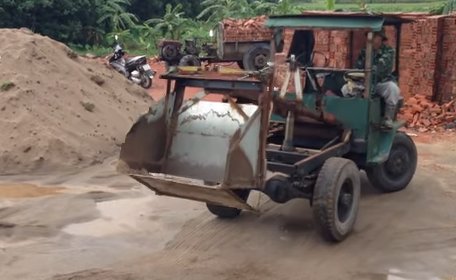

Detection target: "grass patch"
[1, 81, 15, 92]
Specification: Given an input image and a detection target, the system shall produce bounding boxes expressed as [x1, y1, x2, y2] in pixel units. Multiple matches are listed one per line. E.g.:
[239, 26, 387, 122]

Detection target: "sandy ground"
[0, 28, 150, 174]
[0, 135, 455, 280]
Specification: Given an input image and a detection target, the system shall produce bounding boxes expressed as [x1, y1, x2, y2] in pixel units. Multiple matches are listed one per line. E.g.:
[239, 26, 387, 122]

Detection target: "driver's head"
[373, 29, 387, 50]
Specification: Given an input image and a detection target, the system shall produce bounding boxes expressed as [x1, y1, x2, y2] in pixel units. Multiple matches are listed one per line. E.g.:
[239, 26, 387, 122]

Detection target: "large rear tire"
[366, 132, 417, 193]
[312, 158, 361, 242]
[206, 189, 250, 219]
[242, 44, 270, 71]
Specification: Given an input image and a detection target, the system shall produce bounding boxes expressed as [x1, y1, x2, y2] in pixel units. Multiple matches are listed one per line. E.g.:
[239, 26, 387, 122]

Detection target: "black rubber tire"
[206, 189, 250, 219]
[312, 158, 361, 242]
[160, 44, 180, 61]
[237, 61, 245, 69]
[140, 74, 152, 89]
[366, 132, 417, 193]
[242, 44, 270, 71]
[179, 55, 201, 67]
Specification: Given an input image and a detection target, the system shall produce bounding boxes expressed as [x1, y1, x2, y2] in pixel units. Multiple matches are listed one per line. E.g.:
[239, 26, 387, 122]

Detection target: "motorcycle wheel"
[140, 74, 152, 89]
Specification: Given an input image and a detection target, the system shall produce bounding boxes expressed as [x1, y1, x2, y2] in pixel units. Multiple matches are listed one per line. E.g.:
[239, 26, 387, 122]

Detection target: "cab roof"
[266, 12, 416, 31]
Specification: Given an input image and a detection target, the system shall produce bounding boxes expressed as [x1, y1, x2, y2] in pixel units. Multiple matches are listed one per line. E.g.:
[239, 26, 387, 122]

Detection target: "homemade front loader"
[118, 14, 417, 242]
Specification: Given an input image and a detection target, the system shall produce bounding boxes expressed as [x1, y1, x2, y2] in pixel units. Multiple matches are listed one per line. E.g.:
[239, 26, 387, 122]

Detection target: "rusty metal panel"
[131, 173, 253, 210]
[223, 109, 262, 188]
[239, 111, 261, 175]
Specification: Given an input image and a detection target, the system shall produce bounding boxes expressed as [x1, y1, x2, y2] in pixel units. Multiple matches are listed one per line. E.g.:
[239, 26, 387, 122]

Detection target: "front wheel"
[140, 74, 152, 89]
[366, 132, 417, 193]
[312, 158, 361, 242]
[206, 189, 250, 219]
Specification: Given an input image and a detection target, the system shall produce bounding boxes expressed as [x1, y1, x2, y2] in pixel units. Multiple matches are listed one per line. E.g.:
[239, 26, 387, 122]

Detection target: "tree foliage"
[0, 0, 105, 44]
[146, 4, 189, 40]
[97, 0, 138, 32]
[0, 0, 304, 52]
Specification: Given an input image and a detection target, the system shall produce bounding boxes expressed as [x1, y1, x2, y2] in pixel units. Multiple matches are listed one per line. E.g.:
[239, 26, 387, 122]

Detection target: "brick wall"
[437, 16, 456, 103]
[398, 16, 443, 99]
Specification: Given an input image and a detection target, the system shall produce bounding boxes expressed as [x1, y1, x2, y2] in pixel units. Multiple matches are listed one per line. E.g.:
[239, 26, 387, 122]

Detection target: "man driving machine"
[355, 29, 401, 128]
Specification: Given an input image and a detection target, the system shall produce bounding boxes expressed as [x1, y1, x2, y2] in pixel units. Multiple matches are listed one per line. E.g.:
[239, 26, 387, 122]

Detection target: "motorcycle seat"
[126, 56, 146, 66]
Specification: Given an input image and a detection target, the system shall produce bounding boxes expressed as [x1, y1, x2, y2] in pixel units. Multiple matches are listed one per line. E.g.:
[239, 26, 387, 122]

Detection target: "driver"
[355, 29, 401, 128]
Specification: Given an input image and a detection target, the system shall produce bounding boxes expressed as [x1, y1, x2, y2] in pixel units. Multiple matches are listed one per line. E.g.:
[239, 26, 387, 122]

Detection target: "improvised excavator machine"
[118, 13, 417, 242]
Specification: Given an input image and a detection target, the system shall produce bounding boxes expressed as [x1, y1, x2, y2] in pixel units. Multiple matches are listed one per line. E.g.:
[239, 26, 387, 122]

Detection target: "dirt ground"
[1, 55, 455, 280]
[0, 134, 455, 280]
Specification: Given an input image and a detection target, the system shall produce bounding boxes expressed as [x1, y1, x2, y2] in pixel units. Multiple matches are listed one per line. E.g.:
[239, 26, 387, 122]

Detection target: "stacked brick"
[398, 16, 443, 99]
[313, 30, 351, 68]
[436, 16, 456, 103]
[222, 16, 272, 42]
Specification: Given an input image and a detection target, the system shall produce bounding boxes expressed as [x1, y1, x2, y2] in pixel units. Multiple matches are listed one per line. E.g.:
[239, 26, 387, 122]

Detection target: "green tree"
[97, 0, 138, 32]
[128, 0, 202, 21]
[0, 0, 109, 45]
[443, 0, 456, 14]
[146, 4, 189, 40]
[197, 0, 255, 22]
[253, 0, 300, 15]
[326, 0, 335, 10]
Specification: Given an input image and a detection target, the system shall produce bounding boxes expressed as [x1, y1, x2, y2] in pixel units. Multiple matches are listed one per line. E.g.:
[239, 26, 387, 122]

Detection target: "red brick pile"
[222, 16, 272, 42]
[400, 94, 456, 131]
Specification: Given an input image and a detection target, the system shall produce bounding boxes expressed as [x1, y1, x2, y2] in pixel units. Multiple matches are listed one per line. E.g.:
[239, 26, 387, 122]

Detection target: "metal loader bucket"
[118, 96, 264, 210]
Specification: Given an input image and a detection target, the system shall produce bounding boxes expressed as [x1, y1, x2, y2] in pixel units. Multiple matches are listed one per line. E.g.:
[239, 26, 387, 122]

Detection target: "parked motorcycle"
[108, 35, 155, 89]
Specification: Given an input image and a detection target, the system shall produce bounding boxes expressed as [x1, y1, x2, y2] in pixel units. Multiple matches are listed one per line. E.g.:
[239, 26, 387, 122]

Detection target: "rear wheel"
[366, 132, 417, 193]
[206, 189, 250, 219]
[242, 44, 270, 71]
[312, 158, 361, 242]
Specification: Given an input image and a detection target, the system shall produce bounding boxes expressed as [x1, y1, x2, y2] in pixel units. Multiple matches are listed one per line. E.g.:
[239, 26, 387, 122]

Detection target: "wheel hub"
[385, 146, 410, 178]
[337, 181, 354, 223]
[254, 54, 267, 68]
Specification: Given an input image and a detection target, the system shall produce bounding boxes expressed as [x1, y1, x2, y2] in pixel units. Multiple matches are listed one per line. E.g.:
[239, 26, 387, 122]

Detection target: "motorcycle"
[108, 35, 155, 89]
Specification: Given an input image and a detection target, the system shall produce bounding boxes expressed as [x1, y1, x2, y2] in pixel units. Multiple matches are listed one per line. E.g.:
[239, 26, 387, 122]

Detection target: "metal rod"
[305, 67, 363, 72]
[282, 111, 295, 151]
[293, 131, 352, 173]
[364, 31, 374, 98]
[320, 135, 340, 151]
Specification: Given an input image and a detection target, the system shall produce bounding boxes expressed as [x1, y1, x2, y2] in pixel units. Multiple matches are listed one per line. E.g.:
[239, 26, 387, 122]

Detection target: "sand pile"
[0, 28, 151, 175]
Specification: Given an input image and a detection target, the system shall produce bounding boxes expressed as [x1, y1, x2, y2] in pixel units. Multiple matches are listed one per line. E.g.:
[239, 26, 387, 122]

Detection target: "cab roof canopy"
[266, 12, 415, 31]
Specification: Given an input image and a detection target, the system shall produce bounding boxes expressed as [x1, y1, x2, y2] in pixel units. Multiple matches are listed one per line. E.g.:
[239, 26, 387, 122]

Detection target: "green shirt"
[355, 44, 395, 83]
